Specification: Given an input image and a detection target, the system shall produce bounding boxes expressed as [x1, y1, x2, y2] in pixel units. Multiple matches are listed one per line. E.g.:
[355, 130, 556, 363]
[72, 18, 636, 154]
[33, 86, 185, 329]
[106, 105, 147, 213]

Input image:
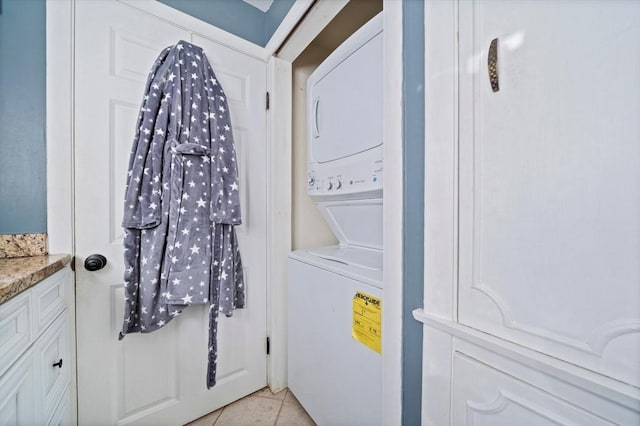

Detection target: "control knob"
[326, 182, 333, 191]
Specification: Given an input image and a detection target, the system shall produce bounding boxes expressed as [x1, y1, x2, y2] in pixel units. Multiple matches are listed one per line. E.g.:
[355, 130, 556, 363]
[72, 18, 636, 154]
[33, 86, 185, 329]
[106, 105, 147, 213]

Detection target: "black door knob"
[85, 254, 107, 271]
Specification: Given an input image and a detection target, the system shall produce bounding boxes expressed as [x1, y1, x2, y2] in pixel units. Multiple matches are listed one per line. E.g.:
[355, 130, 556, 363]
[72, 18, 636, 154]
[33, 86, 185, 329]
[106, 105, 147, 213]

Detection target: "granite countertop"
[0, 254, 72, 304]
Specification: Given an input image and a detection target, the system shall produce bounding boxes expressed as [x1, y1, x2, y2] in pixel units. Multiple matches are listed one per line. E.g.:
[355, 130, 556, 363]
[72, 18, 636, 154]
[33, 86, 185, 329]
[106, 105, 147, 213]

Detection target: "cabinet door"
[47, 389, 71, 426]
[457, 0, 640, 386]
[0, 350, 38, 426]
[36, 312, 70, 420]
[0, 292, 32, 377]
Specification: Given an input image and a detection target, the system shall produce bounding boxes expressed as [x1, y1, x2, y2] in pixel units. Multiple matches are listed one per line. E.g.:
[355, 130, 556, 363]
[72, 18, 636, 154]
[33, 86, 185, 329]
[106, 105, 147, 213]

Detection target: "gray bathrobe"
[119, 41, 245, 388]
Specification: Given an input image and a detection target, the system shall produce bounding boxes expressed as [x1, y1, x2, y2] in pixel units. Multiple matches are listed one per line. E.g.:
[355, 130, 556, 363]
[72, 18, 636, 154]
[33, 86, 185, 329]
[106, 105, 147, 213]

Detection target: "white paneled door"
[457, 0, 640, 387]
[74, 2, 267, 425]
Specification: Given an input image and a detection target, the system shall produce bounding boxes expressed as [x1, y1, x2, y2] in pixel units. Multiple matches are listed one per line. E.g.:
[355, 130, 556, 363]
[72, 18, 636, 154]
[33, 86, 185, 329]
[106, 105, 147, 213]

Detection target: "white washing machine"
[288, 245, 382, 426]
[287, 13, 384, 426]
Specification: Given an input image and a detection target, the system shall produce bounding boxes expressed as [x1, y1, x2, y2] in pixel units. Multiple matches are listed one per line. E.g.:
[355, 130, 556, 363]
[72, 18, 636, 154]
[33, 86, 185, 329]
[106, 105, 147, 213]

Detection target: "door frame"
[275, 1, 404, 423]
[382, 2, 404, 424]
[46, 2, 76, 424]
[46, 0, 292, 408]
[46, 0, 404, 424]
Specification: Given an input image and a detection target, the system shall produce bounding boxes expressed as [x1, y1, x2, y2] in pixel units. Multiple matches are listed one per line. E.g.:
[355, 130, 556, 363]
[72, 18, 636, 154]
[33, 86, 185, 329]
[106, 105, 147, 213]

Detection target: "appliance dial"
[327, 182, 333, 190]
[308, 176, 315, 187]
[336, 181, 342, 189]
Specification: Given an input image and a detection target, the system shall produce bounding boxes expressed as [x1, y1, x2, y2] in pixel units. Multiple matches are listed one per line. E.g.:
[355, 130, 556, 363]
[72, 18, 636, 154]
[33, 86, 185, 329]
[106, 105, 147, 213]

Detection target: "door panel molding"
[466, 391, 573, 426]
[118, 0, 268, 61]
[469, 282, 640, 356]
[109, 27, 169, 83]
[453, 351, 625, 426]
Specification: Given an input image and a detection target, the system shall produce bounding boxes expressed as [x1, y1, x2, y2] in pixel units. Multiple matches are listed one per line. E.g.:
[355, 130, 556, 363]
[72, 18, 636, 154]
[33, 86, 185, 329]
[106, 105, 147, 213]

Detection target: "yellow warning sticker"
[352, 291, 382, 354]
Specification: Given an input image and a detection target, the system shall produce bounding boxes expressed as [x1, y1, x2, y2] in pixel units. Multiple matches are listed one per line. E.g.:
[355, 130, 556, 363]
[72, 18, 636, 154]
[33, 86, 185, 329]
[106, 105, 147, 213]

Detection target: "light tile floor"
[186, 387, 316, 426]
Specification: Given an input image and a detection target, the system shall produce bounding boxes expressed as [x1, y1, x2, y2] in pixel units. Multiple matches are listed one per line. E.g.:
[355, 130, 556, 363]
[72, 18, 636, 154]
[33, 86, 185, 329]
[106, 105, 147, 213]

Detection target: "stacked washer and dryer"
[287, 13, 383, 426]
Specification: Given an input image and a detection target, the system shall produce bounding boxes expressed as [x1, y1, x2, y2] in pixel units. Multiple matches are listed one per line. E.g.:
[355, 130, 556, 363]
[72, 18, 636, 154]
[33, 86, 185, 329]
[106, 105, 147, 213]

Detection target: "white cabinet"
[450, 340, 639, 426]
[0, 268, 72, 425]
[419, 0, 640, 424]
[0, 350, 37, 426]
[456, 0, 640, 388]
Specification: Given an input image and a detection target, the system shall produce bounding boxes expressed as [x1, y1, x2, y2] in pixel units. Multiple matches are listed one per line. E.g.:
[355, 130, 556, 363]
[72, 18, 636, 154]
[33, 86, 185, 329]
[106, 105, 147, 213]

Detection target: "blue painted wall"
[0, 0, 294, 235]
[157, 0, 295, 47]
[0, 0, 47, 234]
[265, 0, 295, 42]
[402, 0, 425, 424]
[158, 0, 265, 45]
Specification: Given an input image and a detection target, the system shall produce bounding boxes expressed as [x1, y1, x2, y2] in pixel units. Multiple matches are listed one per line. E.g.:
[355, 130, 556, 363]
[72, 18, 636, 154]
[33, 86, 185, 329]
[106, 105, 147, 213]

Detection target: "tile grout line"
[273, 390, 288, 425]
[207, 388, 290, 426]
[212, 404, 225, 426]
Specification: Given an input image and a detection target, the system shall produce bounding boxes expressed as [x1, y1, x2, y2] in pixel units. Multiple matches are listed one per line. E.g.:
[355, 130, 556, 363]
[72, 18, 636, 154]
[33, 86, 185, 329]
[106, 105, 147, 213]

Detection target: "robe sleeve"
[202, 56, 243, 226]
[122, 49, 172, 229]
[201, 53, 246, 324]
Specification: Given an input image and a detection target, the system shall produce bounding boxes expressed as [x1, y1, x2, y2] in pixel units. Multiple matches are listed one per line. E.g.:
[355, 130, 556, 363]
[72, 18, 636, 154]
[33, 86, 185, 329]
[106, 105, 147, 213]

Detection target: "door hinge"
[266, 92, 270, 111]
[70, 256, 76, 271]
[266, 337, 270, 355]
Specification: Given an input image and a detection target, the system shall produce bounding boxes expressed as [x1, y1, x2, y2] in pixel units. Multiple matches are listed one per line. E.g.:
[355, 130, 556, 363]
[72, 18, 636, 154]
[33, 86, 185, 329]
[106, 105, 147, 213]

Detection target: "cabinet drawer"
[0, 292, 32, 377]
[36, 311, 70, 419]
[32, 269, 68, 337]
[451, 340, 639, 425]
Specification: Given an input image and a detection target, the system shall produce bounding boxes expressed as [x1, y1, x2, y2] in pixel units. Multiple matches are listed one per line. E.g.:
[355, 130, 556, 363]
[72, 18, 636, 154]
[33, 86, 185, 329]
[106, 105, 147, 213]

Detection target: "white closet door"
[458, 0, 640, 387]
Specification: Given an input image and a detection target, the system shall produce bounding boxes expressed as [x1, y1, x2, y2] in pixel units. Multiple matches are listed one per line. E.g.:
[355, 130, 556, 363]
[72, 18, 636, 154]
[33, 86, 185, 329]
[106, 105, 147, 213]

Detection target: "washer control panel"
[308, 148, 383, 197]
